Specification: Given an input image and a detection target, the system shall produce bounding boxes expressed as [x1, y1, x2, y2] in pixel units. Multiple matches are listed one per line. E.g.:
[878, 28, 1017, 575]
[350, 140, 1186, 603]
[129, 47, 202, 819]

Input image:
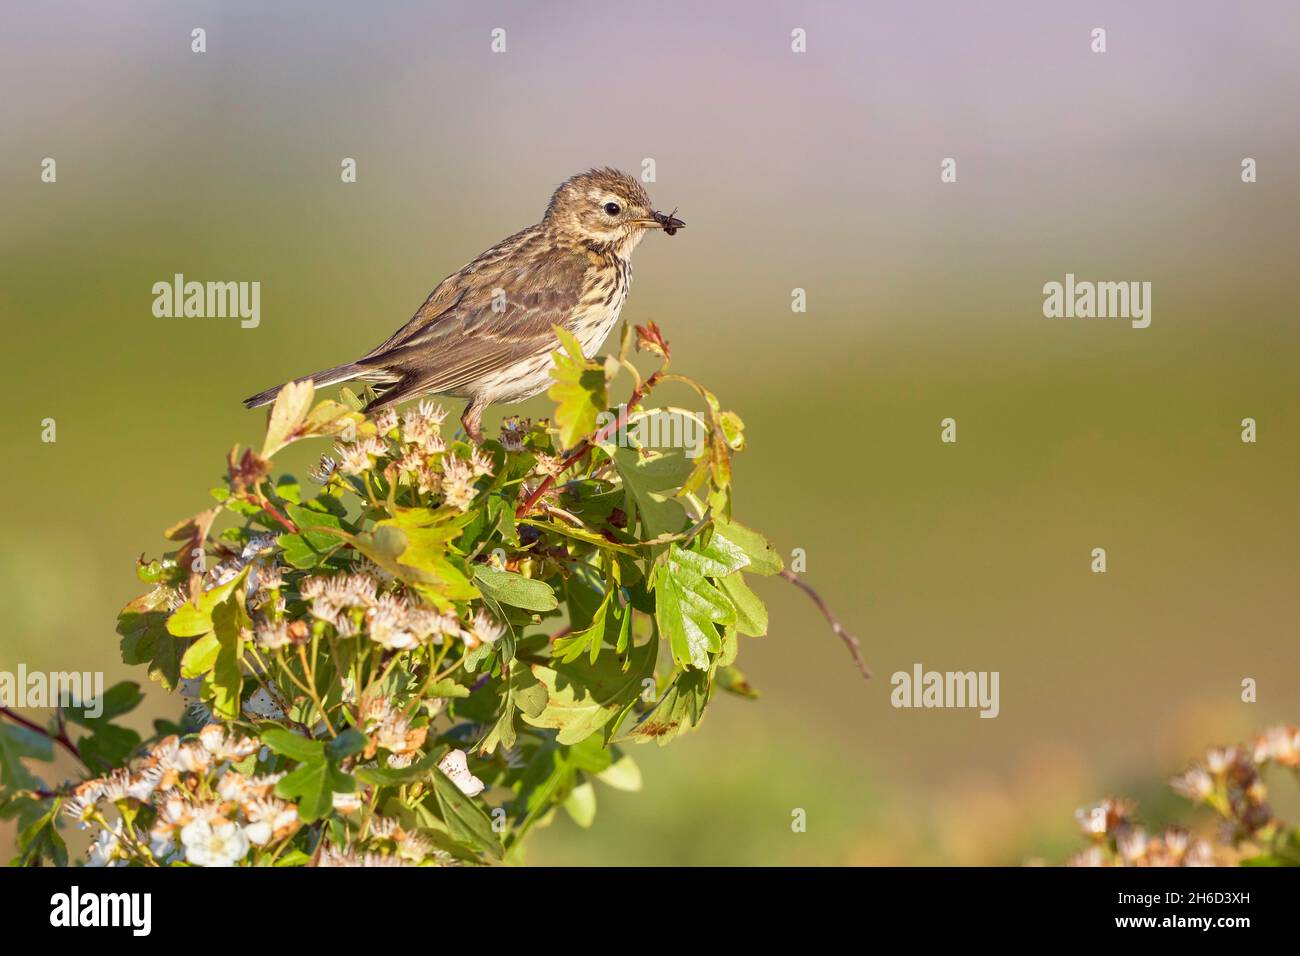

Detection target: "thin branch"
[243, 488, 299, 534]
[779, 570, 871, 680]
[0, 706, 92, 771]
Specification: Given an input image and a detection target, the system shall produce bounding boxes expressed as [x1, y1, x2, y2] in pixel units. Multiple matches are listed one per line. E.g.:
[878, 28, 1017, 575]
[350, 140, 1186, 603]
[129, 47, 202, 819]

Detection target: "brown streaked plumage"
[243, 168, 684, 442]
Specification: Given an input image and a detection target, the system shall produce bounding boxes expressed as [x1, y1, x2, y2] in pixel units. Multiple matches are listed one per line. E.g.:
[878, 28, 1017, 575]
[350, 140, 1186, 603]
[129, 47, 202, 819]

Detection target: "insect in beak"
[651, 209, 685, 236]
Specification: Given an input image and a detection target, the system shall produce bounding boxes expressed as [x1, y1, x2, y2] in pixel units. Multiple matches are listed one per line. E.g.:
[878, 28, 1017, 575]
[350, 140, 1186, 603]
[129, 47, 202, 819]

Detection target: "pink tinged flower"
[97, 769, 134, 803]
[255, 620, 293, 650]
[1183, 839, 1215, 866]
[198, 724, 259, 761]
[1205, 746, 1237, 776]
[257, 562, 285, 591]
[438, 748, 485, 797]
[243, 799, 299, 845]
[150, 795, 194, 859]
[1254, 725, 1300, 767]
[1162, 826, 1189, 859]
[499, 418, 527, 453]
[463, 609, 505, 649]
[397, 448, 424, 475]
[398, 832, 434, 863]
[533, 453, 564, 478]
[62, 784, 104, 828]
[217, 772, 250, 803]
[335, 442, 373, 477]
[1116, 828, 1149, 863]
[366, 594, 423, 650]
[375, 714, 427, 766]
[422, 400, 447, 425]
[180, 819, 251, 867]
[1170, 766, 1214, 803]
[332, 791, 363, 813]
[368, 816, 402, 839]
[173, 742, 212, 774]
[469, 447, 495, 477]
[1066, 845, 1106, 868]
[86, 824, 128, 867]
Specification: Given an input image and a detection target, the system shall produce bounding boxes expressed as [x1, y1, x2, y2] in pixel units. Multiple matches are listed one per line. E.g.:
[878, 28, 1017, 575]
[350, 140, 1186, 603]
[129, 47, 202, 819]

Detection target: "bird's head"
[544, 168, 684, 255]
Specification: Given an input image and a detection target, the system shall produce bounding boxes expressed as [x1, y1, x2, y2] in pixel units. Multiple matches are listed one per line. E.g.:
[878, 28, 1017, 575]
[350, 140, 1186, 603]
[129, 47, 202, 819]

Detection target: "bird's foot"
[460, 406, 485, 445]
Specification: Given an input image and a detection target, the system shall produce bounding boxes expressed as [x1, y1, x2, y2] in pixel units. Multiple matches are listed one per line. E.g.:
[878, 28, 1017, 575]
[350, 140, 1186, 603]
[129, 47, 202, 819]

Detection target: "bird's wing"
[355, 226, 593, 395]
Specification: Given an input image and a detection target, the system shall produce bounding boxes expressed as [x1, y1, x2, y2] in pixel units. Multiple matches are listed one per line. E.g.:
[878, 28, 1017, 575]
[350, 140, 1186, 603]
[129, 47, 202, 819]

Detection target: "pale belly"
[473, 290, 627, 406]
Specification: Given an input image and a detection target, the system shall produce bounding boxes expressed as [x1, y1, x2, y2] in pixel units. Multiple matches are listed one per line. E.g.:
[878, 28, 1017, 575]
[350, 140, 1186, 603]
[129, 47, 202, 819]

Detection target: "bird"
[243, 168, 684, 443]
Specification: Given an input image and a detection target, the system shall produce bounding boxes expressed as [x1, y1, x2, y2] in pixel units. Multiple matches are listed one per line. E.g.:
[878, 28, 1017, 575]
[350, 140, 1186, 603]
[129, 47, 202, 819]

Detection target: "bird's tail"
[242, 362, 367, 409]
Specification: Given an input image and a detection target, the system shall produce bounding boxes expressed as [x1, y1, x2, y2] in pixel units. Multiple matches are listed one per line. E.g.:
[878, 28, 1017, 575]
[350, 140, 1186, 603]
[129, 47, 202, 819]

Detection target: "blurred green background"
[3, 1, 1298, 864]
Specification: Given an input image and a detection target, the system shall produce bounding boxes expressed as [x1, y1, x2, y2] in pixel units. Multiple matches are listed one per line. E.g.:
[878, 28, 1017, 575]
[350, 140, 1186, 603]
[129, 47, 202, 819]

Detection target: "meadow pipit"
[244, 168, 684, 442]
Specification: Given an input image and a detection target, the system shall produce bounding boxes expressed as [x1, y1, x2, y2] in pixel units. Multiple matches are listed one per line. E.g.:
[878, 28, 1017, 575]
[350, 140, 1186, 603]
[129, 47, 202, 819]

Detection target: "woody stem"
[778, 570, 871, 680]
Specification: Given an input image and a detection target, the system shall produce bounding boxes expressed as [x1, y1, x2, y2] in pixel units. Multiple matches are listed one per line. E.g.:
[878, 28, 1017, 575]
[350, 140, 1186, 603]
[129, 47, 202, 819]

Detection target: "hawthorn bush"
[1, 323, 850, 867]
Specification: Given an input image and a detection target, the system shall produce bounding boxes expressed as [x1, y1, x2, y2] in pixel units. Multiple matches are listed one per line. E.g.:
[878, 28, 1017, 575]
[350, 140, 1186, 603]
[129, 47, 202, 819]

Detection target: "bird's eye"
[603, 201, 621, 216]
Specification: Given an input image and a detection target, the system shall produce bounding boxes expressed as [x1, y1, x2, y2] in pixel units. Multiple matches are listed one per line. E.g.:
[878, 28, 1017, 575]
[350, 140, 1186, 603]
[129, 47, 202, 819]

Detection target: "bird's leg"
[460, 401, 486, 445]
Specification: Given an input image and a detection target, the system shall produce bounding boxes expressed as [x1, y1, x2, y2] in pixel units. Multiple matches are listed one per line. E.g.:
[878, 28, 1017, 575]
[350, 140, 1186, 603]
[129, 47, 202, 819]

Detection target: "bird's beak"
[649, 209, 685, 235]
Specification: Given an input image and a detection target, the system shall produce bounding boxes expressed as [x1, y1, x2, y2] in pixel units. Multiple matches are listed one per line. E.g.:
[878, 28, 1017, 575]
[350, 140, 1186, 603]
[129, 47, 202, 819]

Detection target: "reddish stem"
[244, 492, 299, 534]
[516, 368, 665, 519]
[779, 570, 871, 680]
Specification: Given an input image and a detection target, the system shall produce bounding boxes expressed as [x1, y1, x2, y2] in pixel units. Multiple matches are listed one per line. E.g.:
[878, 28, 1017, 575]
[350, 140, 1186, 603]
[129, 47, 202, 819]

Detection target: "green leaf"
[654, 545, 735, 669]
[209, 597, 247, 720]
[716, 664, 760, 699]
[180, 631, 220, 679]
[517, 518, 639, 556]
[262, 728, 326, 763]
[0, 724, 52, 790]
[261, 379, 316, 457]
[472, 567, 558, 612]
[548, 326, 607, 449]
[276, 758, 355, 823]
[166, 603, 215, 639]
[326, 728, 368, 761]
[554, 591, 627, 664]
[523, 635, 657, 745]
[619, 667, 713, 746]
[14, 800, 67, 867]
[63, 681, 142, 728]
[355, 750, 441, 788]
[712, 517, 783, 575]
[424, 679, 470, 700]
[164, 564, 251, 638]
[60, 681, 146, 774]
[329, 524, 479, 606]
[595, 753, 642, 791]
[78, 724, 142, 773]
[609, 445, 692, 544]
[479, 665, 548, 754]
[563, 782, 597, 828]
[432, 765, 503, 859]
[719, 572, 768, 636]
[117, 587, 180, 689]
